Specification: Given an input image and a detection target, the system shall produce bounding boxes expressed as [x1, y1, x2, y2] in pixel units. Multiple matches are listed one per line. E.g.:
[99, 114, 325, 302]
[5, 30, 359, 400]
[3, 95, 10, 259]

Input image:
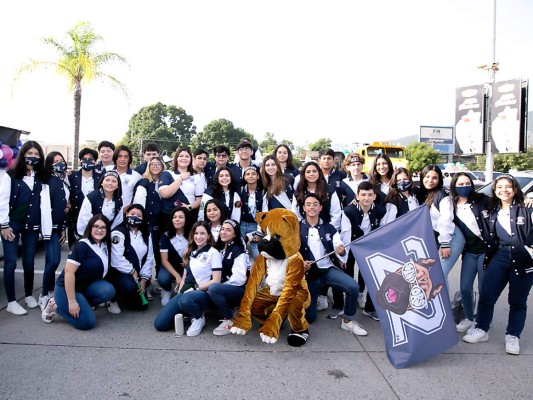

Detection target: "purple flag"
[350, 205, 459, 368]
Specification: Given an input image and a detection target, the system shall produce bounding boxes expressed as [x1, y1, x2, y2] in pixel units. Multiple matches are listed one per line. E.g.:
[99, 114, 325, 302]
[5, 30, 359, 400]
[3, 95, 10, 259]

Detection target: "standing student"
[208, 220, 249, 336]
[368, 153, 394, 200]
[449, 172, 488, 333]
[417, 164, 465, 287]
[39, 151, 71, 311]
[273, 144, 299, 178]
[199, 166, 242, 222]
[154, 221, 222, 336]
[381, 167, 419, 224]
[239, 166, 263, 260]
[108, 204, 154, 314]
[158, 207, 191, 306]
[318, 148, 347, 203]
[229, 140, 254, 187]
[341, 152, 367, 205]
[95, 141, 115, 173]
[134, 142, 160, 176]
[463, 175, 533, 355]
[77, 170, 124, 235]
[0, 141, 51, 315]
[68, 148, 102, 246]
[41, 215, 115, 330]
[105, 145, 142, 210]
[260, 155, 295, 211]
[292, 161, 342, 231]
[158, 147, 204, 216]
[300, 193, 367, 336]
[340, 181, 387, 321]
[205, 145, 232, 184]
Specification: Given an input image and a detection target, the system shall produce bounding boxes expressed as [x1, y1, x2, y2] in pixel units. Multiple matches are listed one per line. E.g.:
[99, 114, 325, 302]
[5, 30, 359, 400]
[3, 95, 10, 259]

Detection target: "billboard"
[419, 126, 454, 154]
[455, 85, 485, 155]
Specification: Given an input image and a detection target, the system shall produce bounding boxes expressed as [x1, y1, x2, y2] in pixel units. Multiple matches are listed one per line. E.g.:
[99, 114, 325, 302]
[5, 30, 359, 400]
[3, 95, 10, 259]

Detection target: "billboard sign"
[419, 126, 454, 154]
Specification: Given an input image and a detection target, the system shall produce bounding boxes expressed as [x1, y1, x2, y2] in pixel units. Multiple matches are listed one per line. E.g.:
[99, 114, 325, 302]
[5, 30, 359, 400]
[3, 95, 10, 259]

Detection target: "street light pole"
[485, 0, 497, 182]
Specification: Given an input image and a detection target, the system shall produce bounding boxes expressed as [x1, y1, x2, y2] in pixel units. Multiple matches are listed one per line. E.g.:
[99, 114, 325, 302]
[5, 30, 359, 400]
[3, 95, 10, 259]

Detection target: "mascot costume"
[230, 209, 311, 347]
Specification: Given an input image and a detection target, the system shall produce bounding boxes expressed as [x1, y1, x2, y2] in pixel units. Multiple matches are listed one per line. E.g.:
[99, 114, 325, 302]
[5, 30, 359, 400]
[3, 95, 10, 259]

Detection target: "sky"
[1, 0, 532, 151]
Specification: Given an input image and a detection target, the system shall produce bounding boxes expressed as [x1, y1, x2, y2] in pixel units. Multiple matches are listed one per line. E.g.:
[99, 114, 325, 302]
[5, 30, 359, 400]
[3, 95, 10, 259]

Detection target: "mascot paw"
[230, 326, 246, 335]
[287, 329, 309, 347]
[260, 333, 278, 344]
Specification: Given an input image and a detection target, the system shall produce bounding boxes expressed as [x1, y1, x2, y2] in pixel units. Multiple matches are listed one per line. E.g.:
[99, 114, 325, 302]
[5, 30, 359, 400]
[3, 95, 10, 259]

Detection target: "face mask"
[126, 215, 143, 227]
[81, 160, 96, 171]
[52, 161, 67, 174]
[397, 181, 411, 192]
[455, 186, 472, 198]
[24, 156, 40, 166]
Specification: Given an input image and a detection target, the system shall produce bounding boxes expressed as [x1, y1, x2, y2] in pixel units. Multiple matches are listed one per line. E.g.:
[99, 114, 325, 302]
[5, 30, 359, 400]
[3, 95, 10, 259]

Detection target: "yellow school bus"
[355, 142, 408, 174]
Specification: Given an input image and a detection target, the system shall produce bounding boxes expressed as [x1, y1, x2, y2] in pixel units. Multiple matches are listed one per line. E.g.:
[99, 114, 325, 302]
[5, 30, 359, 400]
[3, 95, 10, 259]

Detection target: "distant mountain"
[388, 135, 419, 146]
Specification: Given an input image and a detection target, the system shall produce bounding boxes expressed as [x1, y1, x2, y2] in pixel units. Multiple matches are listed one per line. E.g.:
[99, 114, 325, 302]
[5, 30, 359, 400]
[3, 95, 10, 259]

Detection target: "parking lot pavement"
[1, 244, 533, 399]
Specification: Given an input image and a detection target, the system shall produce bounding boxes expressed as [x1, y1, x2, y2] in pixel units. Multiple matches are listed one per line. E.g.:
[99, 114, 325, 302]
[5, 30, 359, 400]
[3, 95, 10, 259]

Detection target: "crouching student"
[154, 221, 222, 336]
[340, 181, 387, 321]
[108, 204, 154, 314]
[208, 220, 249, 335]
[42, 215, 115, 330]
[301, 193, 367, 336]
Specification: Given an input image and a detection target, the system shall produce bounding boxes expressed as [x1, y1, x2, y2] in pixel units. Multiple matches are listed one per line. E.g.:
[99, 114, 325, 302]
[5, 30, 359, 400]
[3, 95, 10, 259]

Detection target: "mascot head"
[256, 209, 300, 260]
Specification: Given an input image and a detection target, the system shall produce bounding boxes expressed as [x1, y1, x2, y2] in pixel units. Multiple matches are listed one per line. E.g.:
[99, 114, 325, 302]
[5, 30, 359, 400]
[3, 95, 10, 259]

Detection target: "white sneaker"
[6, 301, 28, 316]
[107, 301, 121, 314]
[358, 293, 366, 309]
[187, 315, 206, 337]
[24, 296, 39, 309]
[161, 290, 172, 306]
[316, 295, 328, 311]
[456, 318, 475, 333]
[38, 294, 50, 311]
[213, 319, 233, 336]
[41, 298, 56, 323]
[505, 334, 520, 355]
[341, 319, 368, 336]
[463, 328, 489, 343]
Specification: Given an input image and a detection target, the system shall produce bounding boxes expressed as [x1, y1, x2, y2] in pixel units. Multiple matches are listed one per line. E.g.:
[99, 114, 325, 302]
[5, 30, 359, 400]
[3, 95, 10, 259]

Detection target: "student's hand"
[440, 248, 451, 259]
[139, 279, 147, 293]
[335, 244, 346, 256]
[525, 198, 533, 208]
[303, 261, 314, 271]
[69, 300, 80, 318]
[59, 231, 66, 245]
[1, 227, 15, 241]
[179, 172, 191, 181]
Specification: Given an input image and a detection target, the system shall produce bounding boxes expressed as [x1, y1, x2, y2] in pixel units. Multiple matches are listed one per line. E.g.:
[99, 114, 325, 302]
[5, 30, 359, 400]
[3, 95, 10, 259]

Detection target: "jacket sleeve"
[332, 231, 348, 263]
[0, 173, 11, 228]
[40, 183, 53, 239]
[76, 197, 93, 237]
[330, 192, 342, 231]
[110, 230, 135, 274]
[133, 185, 147, 208]
[340, 211, 352, 246]
[140, 234, 154, 280]
[225, 253, 248, 286]
[437, 196, 455, 247]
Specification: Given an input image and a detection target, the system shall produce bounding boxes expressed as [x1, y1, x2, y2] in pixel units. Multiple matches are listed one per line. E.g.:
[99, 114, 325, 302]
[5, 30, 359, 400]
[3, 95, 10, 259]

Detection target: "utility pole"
[485, 0, 497, 182]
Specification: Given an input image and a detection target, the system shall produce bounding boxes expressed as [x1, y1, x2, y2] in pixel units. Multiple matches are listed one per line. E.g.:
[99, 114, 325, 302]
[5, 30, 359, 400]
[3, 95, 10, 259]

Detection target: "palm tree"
[14, 21, 128, 168]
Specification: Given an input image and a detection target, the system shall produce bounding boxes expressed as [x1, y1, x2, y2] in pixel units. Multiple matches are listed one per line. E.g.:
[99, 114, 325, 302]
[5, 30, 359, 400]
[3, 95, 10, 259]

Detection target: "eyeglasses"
[238, 147, 251, 152]
[92, 225, 107, 232]
[82, 157, 95, 162]
[215, 154, 229, 159]
[149, 162, 163, 167]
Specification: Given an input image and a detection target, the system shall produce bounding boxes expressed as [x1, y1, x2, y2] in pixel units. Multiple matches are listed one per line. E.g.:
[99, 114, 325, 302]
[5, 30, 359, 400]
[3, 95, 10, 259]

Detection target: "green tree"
[309, 138, 332, 151]
[119, 102, 196, 163]
[14, 21, 128, 168]
[468, 147, 533, 172]
[405, 142, 440, 172]
[260, 132, 278, 156]
[191, 119, 253, 154]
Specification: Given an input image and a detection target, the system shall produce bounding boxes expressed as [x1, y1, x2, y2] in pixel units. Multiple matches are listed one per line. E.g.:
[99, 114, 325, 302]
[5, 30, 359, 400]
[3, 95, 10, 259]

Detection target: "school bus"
[355, 142, 408, 174]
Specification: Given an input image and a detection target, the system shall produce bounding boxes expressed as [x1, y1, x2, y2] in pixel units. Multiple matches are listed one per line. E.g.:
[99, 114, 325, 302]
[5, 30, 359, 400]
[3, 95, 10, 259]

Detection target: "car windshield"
[476, 175, 533, 196]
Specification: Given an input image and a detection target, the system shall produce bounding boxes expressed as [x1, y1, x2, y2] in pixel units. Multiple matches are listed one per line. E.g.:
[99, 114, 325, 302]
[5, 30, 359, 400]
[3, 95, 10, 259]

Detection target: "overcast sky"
[1, 0, 532, 150]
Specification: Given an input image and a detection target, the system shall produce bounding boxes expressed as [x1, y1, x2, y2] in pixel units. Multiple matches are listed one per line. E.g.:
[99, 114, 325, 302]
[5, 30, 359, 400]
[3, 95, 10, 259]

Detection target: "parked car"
[476, 171, 533, 198]
[469, 170, 504, 182]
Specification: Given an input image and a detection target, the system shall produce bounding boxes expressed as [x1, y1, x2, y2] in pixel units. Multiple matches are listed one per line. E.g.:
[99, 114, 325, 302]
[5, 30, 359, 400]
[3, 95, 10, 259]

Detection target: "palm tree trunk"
[73, 80, 82, 169]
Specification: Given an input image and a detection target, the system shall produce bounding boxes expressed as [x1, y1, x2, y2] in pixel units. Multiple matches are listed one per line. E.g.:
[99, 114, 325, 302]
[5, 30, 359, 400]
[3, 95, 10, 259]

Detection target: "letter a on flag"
[350, 205, 458, 368]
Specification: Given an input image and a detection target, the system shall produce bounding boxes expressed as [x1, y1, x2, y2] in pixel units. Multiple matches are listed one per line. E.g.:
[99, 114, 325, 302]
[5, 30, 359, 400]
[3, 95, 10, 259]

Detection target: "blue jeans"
[306, 267, 359, 324]
[207, 283, 245, 319]
[476, 247, 533, 337]
[2, 222, 39, 302]
[440, 226, 465, 288]
[240, 221, 259, 260]
[460, 251, 486, 320]
[108, 270, 149, 309]
[154, 290, 211, 331]
[157, 267, 176, 292]
[54, 281, 115, 330]
[43, 231, 63, 294]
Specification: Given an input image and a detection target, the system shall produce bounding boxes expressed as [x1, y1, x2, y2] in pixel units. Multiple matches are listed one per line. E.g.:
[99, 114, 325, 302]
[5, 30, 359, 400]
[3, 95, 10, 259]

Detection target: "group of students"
[2, 138, 532, 355]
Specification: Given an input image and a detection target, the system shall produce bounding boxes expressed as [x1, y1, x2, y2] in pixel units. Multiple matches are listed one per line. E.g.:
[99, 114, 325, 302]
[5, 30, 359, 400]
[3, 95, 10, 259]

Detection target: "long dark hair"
[215, 219, 245, 251]
[384, 167, 414, 210]
[165, 206, 192, 238]
[183, 221, 215, 265]
[488, 174, 525, 211]
[419, 164, 444, 206]
[261, 155, 287, 198]
[369, 154, 394, 184]
[211, 166, 238, 198]
[8, 140, 47, 181]
[83, 214, 112, 250]
[44, 151, 67, 178]
[203, 198, 228, 225]
[123, 203, 150, 241]
[98, 171, 123, 201]
[112, 145, 132, 167]
[449, 172, 484, 213]
[295, 161, 329, 208]
[273, 144, 296, 170]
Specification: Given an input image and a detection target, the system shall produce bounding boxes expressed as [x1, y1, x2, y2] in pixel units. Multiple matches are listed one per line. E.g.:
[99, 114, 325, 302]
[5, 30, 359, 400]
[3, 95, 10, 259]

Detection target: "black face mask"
[24, 156, 40, 166]
[52, 161, 67, 174]
[126, 215, 143, 227]
[397, 181, 412, 192]
[81, 160, 96, 171]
